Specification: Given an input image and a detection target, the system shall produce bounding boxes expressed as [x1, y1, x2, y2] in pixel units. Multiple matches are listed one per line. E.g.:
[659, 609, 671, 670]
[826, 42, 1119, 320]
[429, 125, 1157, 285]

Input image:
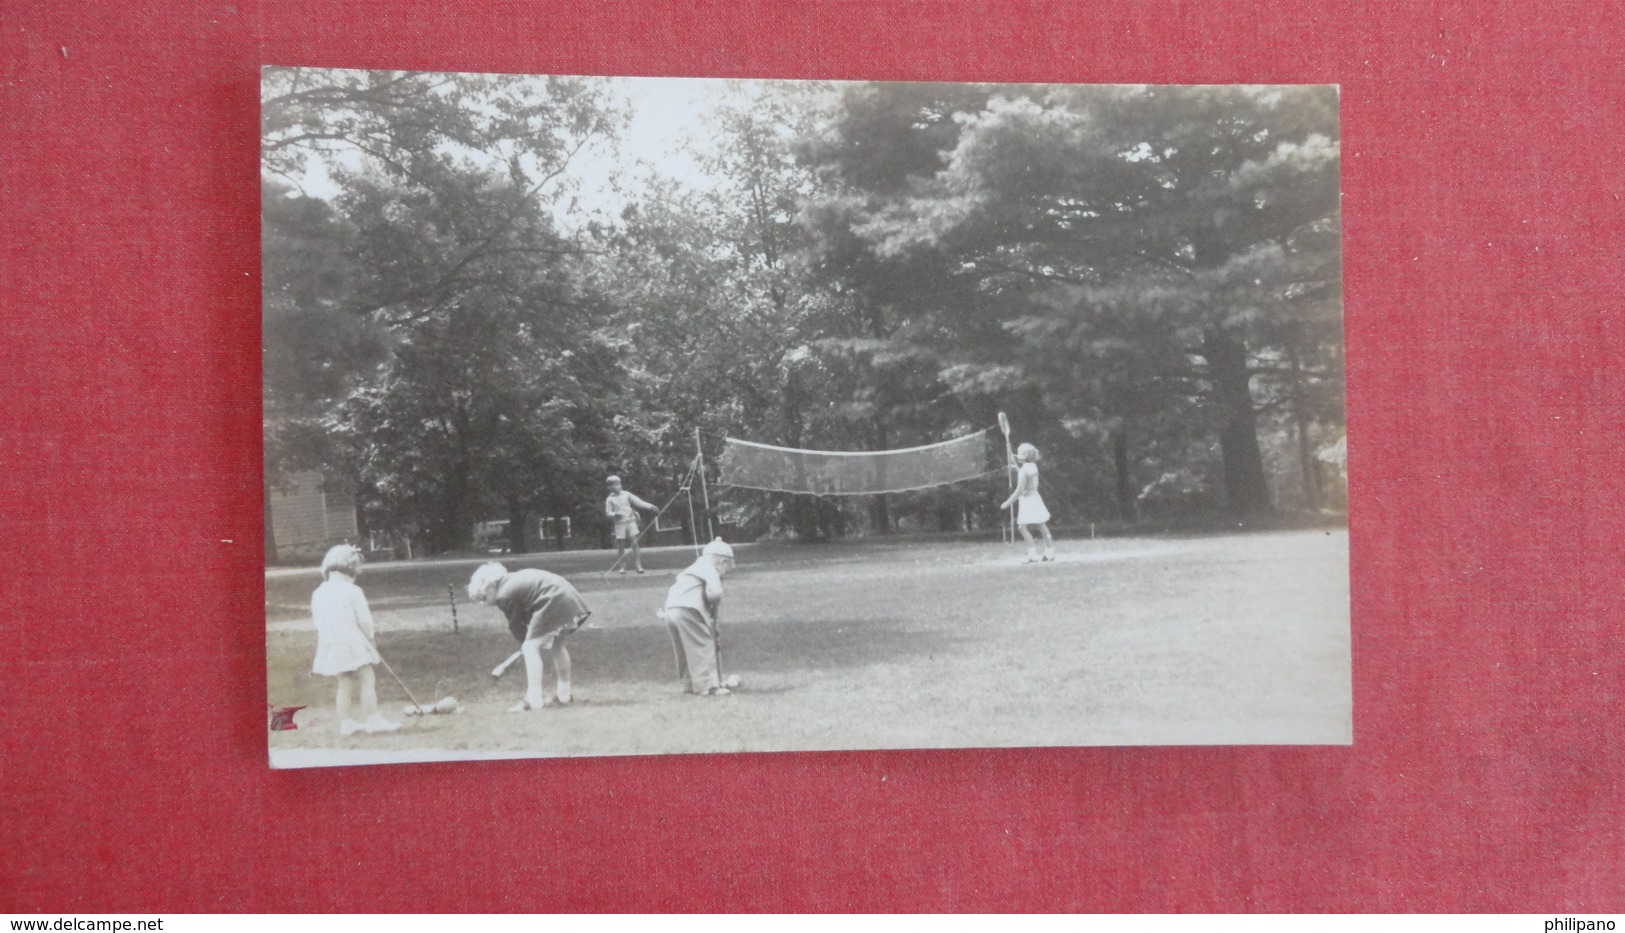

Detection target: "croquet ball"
[724, 675, 742, 689]
[435, 697, 458, 714]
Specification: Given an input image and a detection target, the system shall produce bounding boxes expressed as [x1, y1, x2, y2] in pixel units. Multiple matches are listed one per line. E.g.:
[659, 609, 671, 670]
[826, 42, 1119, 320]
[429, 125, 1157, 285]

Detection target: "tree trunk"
[1289, 343, 1323, 512]
[506, 495, 529, 553]
[869, 420, 890, 534]
[437, 464, 474, 554]
[818, 497, 845, 539]
[352, 479, 372, 552]
[1112, 424, 1137, 521]
[786, 493, 820, 541]
[1204, 330, 1272, 515]
[781, 363, 822, 542]
[869, 496, 891, 535]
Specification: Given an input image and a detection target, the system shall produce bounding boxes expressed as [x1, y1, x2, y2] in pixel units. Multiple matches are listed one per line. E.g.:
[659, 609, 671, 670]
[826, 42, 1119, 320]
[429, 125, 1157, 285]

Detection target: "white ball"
[724, 674, 741, 689]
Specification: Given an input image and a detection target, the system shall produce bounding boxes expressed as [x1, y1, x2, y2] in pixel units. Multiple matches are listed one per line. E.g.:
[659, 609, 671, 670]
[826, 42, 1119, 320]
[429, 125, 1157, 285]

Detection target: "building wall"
[269, 471, 357, 562]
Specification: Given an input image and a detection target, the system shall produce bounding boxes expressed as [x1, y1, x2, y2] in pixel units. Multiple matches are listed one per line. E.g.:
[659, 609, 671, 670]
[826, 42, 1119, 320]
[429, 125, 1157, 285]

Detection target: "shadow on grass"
[711, 617, 961, 676]
[266, 563, 678, 622]
[568, 616, 961, 685]
[270, 612, 960, 709]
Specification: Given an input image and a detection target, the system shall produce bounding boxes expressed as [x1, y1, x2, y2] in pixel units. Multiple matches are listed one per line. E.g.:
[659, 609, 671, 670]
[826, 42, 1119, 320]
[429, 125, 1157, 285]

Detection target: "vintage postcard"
[263, 68, 1348, 767]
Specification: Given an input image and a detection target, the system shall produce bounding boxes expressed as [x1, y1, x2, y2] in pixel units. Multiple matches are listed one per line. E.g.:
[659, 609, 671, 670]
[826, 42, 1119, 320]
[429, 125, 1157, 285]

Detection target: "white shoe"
[339, 719, 364, 736]
[555, 683, 572, 705]
[1043, 550, 1056, 562]
[1024, 551, 1039, 564]
[507, 693, 547, 713]
[363, 714, 401, 733]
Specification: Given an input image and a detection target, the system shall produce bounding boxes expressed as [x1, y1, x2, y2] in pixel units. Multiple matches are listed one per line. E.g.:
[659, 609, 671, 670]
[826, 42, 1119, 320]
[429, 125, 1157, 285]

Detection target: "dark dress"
[492, 569, 592, 646]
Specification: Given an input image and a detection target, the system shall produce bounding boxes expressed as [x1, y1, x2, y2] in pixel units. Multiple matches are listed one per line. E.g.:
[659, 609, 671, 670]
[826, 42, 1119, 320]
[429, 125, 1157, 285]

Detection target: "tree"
[261, 68, 635, 553]
[593, 85, 873, 540]
[797, 83, 1343, 517]
[261, 180, 385, 555]
[794, 84, 1014, 531]
[263, 72, 1346, 556]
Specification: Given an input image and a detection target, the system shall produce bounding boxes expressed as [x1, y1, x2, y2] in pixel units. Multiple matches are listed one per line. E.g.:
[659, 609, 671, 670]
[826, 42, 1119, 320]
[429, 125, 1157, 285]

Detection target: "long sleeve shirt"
[605, 491, 655, 522]
[664, 559, 723, 621]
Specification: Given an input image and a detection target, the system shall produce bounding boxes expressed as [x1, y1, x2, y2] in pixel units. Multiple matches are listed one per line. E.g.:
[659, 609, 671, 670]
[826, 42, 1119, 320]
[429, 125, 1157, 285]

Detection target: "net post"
[695, 429, 715, 541]
[686, 451, 702, 554]
[687, 481, 701, 555]
[998, 412, 1016, 547]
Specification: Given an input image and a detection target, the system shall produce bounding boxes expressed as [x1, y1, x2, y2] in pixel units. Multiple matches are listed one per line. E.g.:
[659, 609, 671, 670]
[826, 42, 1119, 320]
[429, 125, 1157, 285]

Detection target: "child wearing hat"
[661, 538, 736, 696]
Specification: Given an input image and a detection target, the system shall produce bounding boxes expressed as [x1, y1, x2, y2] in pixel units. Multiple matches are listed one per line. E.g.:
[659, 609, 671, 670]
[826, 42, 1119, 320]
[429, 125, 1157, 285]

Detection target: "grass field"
[266, 528, 1350, 767]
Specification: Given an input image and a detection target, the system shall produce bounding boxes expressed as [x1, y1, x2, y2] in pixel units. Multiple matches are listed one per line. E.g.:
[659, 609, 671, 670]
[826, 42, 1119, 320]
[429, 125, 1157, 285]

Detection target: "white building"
[268, 471, 357, 563]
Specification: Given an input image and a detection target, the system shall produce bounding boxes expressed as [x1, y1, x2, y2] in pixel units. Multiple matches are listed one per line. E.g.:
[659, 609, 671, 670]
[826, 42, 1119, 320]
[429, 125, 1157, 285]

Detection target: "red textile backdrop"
[3, 0, 1622, 913]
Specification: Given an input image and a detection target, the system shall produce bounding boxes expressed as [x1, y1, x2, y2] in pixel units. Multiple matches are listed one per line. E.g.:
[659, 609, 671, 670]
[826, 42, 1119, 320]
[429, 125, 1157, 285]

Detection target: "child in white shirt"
[604, 475, 657, 574]
[310, 545, 400, 735]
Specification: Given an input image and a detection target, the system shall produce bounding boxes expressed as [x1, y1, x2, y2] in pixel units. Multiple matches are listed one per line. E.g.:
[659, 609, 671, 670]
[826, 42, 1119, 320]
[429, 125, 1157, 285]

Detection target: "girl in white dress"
[1000, 443, 1055, 563]
[311, 544, 399, 736]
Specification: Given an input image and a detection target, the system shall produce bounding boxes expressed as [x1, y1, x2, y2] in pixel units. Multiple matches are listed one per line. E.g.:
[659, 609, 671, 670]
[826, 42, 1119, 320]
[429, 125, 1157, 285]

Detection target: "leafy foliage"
[793, 83, 1343, 517]
[263, 73, 1346, 556]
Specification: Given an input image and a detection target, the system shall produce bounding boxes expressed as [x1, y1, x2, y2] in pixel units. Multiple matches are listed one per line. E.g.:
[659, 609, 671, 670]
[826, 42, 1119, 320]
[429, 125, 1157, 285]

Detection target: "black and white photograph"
[263, 68, 1349, 768]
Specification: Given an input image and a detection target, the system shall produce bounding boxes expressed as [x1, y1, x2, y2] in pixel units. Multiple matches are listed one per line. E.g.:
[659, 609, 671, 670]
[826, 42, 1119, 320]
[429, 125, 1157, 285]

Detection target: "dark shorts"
[496, 571, 592, 645]
[515, 609, 591, 647]
[506, 584, 592, 644]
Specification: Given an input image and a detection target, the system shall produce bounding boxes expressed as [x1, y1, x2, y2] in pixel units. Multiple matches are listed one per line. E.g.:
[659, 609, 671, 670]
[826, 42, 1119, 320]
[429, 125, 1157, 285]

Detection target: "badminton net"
[717, 429, 999, 496]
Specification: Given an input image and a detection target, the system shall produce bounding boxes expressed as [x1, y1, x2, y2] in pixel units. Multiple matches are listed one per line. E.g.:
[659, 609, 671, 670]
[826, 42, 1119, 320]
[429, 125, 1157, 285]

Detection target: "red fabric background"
[3, 0, 1621, 912]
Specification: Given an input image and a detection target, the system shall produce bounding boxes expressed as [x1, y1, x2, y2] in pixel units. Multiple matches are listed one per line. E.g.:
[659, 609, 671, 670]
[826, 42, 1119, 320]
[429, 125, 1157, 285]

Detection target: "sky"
[562, 76, 736, 227]
[284, 74, 755, 232]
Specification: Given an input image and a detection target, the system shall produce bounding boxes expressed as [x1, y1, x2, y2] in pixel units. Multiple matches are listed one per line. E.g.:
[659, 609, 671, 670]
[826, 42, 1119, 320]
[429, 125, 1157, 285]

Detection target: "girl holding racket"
[1000, 443, 1056, 563]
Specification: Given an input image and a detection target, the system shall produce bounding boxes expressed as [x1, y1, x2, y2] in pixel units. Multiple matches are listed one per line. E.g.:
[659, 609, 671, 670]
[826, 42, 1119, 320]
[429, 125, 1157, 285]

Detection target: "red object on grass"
[267, 706, 305, 731]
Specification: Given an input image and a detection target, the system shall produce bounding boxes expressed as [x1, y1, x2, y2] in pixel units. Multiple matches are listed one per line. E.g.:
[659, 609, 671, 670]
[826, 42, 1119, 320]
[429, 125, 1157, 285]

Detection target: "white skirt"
[312, 624, 382, 676]
[1016, 494, 1050, 526]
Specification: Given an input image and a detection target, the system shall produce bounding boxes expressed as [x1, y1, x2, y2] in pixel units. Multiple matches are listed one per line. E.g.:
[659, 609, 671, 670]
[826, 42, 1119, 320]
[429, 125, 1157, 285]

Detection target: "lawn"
[266, 528, 1351, 767]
